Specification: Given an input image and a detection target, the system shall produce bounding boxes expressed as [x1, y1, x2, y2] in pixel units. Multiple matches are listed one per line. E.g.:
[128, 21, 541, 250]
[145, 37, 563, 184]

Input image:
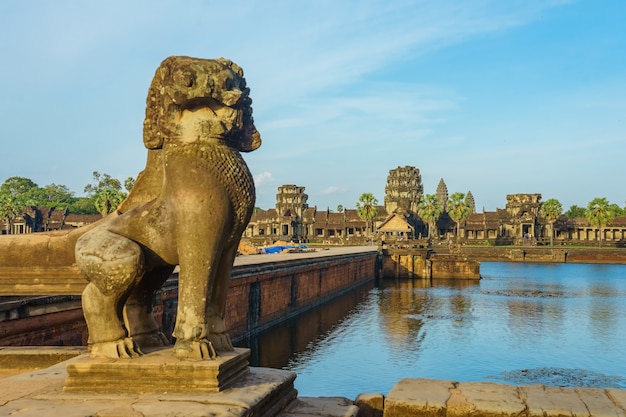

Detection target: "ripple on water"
[491, 367, 626, 389]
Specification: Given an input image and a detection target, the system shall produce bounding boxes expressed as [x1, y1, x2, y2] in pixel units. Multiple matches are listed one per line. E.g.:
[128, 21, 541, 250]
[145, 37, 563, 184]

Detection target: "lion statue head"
[143, 56, 261, 152]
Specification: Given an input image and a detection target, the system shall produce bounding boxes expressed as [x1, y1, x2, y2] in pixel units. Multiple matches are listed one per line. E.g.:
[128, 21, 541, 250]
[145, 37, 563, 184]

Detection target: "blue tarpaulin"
[262, 244, 308, 254]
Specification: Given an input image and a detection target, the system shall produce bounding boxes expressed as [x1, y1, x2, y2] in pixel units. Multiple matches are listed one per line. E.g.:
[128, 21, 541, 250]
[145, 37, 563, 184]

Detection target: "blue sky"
[0, 1, 624, 212]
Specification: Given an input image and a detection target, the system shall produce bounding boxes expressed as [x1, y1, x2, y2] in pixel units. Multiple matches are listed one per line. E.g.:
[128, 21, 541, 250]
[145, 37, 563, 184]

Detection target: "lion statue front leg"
[168, 189, 241, 360]
[173, 242, 219, 359]
[205, 242, 240, 352]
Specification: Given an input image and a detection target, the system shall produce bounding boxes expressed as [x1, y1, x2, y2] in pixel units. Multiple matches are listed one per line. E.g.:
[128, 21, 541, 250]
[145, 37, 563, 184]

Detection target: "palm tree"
[93, 189, 127, 216]
[0, 192, 26, 234]
[417, 194, 443, 239]
[585, 197, 615, 247]
[540, 198, 563, 246]
[84, 171, 128, 216]
[447, 192, 471, 239]
[356, 193, 378, 241]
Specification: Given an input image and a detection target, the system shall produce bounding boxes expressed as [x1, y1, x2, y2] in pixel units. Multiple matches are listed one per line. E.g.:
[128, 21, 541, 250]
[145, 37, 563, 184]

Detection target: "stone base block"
[64, 347, 250, 393]
[2, 355, 298, 417]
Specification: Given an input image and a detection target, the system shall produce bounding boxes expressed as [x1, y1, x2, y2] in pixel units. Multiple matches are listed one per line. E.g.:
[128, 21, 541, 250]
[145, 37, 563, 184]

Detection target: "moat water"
[238, 262, 626, 399]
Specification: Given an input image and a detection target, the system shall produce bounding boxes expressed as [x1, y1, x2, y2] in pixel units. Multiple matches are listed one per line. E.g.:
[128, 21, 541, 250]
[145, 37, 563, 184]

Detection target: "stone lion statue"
[74, 56, 261, 359]
[0, 56, 260, 360]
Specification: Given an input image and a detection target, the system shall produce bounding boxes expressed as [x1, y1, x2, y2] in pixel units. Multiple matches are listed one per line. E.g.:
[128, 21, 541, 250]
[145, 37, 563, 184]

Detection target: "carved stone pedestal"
[64, 347, 251, 393]
[1, 348, 299, 417]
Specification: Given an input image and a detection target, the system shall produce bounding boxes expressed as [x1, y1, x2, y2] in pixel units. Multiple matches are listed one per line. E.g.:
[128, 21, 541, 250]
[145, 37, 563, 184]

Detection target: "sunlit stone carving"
[74, 56, 261, 359]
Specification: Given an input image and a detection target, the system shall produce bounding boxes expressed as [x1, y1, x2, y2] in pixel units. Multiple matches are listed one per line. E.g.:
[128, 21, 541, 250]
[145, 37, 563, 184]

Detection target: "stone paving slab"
[451, 382, 525, 417]
[608, 389, 626, 412]
[520, 384, 589, 417]
[354, 392, 384, 417]
[576, 388, 626, 417]
[381, 379, 626, 417]
[384, 378, 454, 417]
[0, 354, 70, 404]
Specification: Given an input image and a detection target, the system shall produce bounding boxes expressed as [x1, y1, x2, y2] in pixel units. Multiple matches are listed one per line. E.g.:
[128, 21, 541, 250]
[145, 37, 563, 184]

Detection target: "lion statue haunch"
[74, 56, 261, 359]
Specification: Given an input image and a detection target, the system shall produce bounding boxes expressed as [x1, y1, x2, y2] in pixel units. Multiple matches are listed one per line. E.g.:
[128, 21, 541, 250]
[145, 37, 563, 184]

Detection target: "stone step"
[280, 397, 359, 417]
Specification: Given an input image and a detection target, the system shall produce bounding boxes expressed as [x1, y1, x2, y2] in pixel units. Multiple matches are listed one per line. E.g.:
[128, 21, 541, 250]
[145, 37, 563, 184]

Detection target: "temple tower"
[275, 185, 309, 238]
[466, 191, 476, 214]
[276, 185, 308, 217]
[384, 166, 423, 214]
[504, 193, 542, 239]
[436, 178, 448, 211]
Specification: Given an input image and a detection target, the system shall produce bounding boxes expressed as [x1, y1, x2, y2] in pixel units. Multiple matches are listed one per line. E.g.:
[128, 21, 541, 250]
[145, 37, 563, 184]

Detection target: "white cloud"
[320, 186, 348, 195]
[254, 171, 274, 187]
[2, 0, 621, 213]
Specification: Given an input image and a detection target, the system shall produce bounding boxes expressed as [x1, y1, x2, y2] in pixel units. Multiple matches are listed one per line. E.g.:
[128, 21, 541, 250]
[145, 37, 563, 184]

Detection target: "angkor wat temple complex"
[245, 166, 626, 246]
[3, 166, 626, 246]
[1, 206, 101, 235]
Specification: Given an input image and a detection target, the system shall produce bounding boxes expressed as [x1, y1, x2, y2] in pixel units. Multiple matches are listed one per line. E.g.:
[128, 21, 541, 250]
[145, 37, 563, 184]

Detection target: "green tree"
[124, 177, 136, 192]
[40, 183, 75, 208]
[0, 176, 39, 196]
[0, 176, 42, 233]
[0, 176, 44, 205]
[565, 205, 586, 218]
[446, 192, 471, 239]
[93, 189, 125, 216]
[337, 204, 344, 213]
[540, 198, 563, 246]
[585, 197, 615, 247]
[356, 193, 378, 240]
[67, 197, 99, 215]
[0, 192, 27, 234]
[608, 203, 625, 217]
[418, 194, 443, 239]
[84, 171, 127, 216]
[84, 171, 122, 195]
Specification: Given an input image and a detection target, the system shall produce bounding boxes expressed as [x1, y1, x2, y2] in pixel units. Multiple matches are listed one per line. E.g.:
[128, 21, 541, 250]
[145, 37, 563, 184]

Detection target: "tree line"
[0, 173, 134, 233]
[2, 172, 624, 247]
[354, 192, 626, 247]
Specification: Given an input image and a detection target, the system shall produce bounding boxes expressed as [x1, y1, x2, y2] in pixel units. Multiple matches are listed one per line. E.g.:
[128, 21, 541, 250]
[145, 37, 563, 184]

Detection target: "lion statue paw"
[132, 331, 170, 350]
[208, 332, 234, 352]
[89, 337, 143, 359]
[174, 339, 217, 360]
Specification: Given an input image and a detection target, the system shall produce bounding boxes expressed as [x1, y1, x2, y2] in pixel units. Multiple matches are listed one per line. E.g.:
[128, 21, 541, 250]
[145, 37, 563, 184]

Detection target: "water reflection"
[238, 263, 626, 398]
[505, 297, 565, 340]
[239, 282, 375, 368]
[377, 280, 479, 357]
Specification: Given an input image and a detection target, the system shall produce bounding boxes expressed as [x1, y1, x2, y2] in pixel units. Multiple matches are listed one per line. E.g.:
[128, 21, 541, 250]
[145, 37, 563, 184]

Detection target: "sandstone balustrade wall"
[0, 252, 378, 347]
[0, 296, 87, 347]
[381, 249, 480, 280]
[224, 252, 377, 340]
[459, 246, 626, 263]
